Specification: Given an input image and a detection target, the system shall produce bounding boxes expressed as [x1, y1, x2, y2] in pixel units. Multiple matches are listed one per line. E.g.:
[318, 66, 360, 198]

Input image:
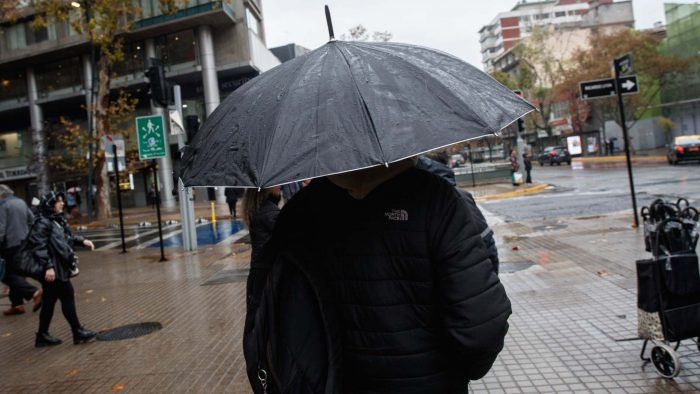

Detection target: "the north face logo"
[385, 209, 408, 221]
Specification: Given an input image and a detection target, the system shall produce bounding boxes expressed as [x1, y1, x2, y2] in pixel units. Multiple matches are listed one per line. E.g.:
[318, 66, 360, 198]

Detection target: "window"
[114, 42, 146, 77]
[5, 24, 27, 50]
[519, 15, 530, 22]
[246, 7, 259, 36]
[0, 70, 27, 101]
[0, 130, 29, 168]
[535, 13, 550, 20]
[35, 57, 82, 94]
[156, 30, 197, 69]
[555, 11, 566, 18]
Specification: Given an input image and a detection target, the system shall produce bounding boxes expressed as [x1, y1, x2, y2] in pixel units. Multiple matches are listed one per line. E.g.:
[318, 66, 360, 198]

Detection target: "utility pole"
[614, 54, 639, 227]
[172, 85, 198, 251]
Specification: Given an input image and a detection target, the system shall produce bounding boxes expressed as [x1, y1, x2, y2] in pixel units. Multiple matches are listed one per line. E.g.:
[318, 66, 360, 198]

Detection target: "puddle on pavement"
[97, 322, 163, 341]
[532, 223, 568, 231]
[201, 268, 249, 286]
[500, 260, 536, 273]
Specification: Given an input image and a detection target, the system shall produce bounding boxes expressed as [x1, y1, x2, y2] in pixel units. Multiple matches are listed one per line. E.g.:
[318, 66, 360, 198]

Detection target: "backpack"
[243, 244, 341, 394]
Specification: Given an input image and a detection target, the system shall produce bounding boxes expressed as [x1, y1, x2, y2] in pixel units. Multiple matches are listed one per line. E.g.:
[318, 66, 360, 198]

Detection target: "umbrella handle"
[325, 5, 335, 41]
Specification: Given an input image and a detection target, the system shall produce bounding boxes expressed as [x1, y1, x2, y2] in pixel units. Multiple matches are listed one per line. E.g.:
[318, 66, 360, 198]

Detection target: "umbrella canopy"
[181, 40, 534, 188]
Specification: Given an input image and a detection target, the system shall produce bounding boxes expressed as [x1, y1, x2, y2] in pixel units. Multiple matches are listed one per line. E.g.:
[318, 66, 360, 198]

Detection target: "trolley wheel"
[651, 343, 681, 378]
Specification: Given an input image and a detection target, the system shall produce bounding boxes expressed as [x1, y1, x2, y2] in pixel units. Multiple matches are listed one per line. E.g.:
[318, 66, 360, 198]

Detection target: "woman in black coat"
[31, 192, 97, 347]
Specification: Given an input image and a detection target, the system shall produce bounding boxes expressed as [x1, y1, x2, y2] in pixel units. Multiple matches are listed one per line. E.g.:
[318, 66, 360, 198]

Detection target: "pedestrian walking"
[0, 185, 42, 316]
[510, 148, 520, 186]
[225, 188, 243, 219]
[246, 160, 511, 393]
[241, 187, 281, 267]
[523, 152, 533, 184]
[23, 192, 97, 347]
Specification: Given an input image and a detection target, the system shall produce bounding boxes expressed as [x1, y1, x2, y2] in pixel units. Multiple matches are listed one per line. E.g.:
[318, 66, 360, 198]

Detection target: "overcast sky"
[262, 0, 688, 69]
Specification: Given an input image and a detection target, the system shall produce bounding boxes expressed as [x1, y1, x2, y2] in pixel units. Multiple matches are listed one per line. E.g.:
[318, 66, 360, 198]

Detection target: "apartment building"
[0, 0, 280, 207]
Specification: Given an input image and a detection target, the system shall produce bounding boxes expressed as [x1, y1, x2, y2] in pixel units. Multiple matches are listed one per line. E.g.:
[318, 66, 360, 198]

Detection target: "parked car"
[449, 154, 465, 168]
[537, 146, 571, 166]
[667, 135, 700, 165]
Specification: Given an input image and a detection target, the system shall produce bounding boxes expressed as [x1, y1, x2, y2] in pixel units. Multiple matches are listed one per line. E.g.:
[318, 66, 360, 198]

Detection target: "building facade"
[661, 3, 700, 137]
[479, 0, 633, 153]
[0, 0, 280, 207]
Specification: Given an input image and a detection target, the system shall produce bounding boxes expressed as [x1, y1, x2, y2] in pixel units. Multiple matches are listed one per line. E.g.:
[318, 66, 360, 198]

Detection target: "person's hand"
[45, 268, 56, 282]
[83, 240, 95, 251]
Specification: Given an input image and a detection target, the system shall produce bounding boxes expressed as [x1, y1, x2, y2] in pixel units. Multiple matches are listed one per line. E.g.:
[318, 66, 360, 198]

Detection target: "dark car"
[667, 135, 700, 165]
[538, 146, 571, 166]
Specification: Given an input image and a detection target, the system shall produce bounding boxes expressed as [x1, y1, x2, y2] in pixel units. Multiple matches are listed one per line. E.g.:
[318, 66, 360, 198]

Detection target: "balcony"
[134, 0, 234, 29]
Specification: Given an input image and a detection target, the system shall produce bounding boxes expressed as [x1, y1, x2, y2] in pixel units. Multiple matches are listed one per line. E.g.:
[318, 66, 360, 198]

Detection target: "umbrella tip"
[384, 162, 389, 168]
[325, 5, 335, 41]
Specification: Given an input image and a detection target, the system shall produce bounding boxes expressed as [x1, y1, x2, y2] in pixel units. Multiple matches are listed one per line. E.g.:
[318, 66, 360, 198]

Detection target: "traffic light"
[145, 57, 171, 107]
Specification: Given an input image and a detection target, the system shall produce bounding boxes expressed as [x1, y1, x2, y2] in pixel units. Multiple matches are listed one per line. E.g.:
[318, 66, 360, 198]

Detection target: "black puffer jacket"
[274, 168, 511, 394]
[26, 214, 83, 282]
[249, 197, 281, 266]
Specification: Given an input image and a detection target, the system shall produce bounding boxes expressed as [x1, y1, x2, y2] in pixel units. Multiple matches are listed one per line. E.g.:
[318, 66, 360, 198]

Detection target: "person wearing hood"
[29, 191, 97, 347]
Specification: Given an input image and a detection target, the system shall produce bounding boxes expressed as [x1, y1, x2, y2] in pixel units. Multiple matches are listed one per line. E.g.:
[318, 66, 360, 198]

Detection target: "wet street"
[479, 161, 700, 222]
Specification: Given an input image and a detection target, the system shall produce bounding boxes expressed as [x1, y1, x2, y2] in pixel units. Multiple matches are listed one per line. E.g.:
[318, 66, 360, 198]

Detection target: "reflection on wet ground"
[155, 220, 245, 248]
[77, 220, 246, 250]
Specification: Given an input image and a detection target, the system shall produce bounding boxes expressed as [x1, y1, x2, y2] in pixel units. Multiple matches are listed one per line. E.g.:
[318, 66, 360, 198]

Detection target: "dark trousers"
[1, 247, 38, 307]
[227, 202, 237, 218]
[526, 169, 532, 183]
[38, 280, 81, 334]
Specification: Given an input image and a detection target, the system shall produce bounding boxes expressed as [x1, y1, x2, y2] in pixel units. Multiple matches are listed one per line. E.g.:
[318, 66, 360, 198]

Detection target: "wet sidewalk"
[1, 211, 699, 393]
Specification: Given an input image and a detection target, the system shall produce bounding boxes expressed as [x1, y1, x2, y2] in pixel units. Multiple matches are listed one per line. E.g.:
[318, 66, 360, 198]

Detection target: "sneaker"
[32, 289, 43, 312]
[3, 305, 25, 316]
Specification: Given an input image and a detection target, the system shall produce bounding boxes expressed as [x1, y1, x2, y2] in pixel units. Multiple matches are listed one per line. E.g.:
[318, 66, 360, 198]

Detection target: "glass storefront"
[35, 57, 82, 96]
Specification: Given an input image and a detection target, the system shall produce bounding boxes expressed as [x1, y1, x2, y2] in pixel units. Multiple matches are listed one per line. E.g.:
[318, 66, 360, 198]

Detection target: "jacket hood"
[40, 191, 65, 218]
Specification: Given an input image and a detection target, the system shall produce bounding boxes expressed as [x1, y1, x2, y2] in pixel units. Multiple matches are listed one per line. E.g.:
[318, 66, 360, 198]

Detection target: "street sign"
[615, 53, 633, 75]
[579, 75, 639, 99]
[103, 135, 126, 172]
[169, 109, 185, 136]
[136, 114, 167, 160]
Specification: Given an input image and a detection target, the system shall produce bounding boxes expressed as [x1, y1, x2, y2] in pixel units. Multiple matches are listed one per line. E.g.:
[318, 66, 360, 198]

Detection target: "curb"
[573, 155, 666, 163]
[475, 183, 550, 202]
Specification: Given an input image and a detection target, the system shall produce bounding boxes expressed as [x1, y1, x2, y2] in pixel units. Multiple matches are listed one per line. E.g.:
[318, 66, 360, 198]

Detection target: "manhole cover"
[97, 322, 162, 341]
[500, 260, 536, 274]
[532, 223, 568, 231]
[202, 268, 249, 286]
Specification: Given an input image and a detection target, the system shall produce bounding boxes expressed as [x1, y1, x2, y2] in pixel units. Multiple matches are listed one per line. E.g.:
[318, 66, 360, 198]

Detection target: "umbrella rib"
[333, 43, 388, 166]
[257, 52, 319, 186]
[351, 42, 501, 132]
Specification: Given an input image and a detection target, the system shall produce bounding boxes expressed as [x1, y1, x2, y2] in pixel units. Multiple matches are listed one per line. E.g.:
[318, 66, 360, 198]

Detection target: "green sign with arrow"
[136, 114, 167, 160]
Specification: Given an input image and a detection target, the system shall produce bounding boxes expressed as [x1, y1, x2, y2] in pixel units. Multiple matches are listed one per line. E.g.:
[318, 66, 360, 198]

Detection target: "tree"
[12, 0, 181, 219]
[555, 29, 694, 132]
[656, 116, 676, 145]
[341, 24, 393, 42]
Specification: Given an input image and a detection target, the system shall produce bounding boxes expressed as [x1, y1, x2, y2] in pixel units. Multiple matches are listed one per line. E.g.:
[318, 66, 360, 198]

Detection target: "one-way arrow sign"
[579, 75, 639, 99]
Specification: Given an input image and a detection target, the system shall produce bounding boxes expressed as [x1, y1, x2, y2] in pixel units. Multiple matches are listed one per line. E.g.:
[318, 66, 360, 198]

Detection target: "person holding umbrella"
[181, 8, 533, 392]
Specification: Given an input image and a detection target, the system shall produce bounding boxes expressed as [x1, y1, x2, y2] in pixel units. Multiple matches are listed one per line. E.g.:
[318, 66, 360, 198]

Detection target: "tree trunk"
[30, 126, 50, 196]
[94, 54, 112, 220]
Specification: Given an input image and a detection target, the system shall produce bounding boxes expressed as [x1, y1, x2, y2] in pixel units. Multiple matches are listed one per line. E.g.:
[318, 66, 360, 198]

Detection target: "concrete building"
[480, 0, 601, 72]
[0, 0, 280, 207]
[479, 0, 633, 153]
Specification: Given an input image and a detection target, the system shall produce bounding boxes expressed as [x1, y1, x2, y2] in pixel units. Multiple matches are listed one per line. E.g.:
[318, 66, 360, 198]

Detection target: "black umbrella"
[181, 7, 534, 188]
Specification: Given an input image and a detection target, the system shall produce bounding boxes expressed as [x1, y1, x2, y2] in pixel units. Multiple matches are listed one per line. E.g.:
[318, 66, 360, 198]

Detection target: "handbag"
[14, 219, 46, 281]
[512, 172, 523, 185]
